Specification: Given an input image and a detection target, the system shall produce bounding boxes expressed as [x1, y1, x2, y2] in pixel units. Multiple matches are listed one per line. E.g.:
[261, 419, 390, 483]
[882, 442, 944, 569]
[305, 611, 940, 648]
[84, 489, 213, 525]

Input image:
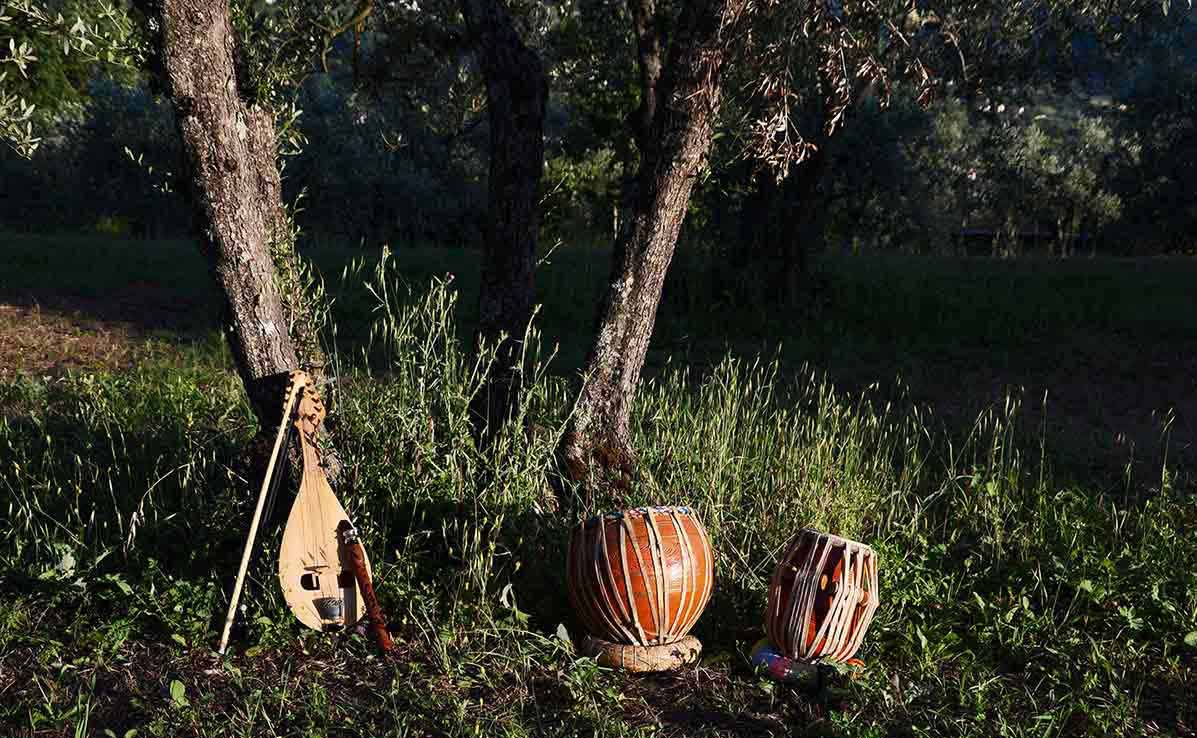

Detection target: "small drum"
[567, 506, 714, 647]
[765, 529, 878, 663]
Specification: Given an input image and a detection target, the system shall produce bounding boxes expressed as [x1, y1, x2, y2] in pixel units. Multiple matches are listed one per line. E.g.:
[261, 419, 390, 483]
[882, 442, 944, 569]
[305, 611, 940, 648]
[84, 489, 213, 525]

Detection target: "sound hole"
[301, 573, 320, 590]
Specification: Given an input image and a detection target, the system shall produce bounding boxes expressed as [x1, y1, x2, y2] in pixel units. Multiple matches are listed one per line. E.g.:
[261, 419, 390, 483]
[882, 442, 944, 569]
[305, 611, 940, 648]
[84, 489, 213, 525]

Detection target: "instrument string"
[247, 393, 295, 598]
[297, 388, 333, 621]
[316, 438, 335, 616]
[262, 421, 294, 528]
[309, 435, 332, 608]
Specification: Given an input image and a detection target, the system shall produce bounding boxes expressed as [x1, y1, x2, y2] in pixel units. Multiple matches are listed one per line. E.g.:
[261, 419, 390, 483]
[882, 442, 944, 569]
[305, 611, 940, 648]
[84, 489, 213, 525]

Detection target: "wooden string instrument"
[278, 374, 373, 633]
[218, 370, 394, 655]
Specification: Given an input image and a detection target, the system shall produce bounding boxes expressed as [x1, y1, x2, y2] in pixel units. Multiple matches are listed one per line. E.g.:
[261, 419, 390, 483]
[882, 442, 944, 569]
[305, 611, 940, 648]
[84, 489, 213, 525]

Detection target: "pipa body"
[567, 506, 713, 647]
[765, 529, 878, 663]
[277, 384, 372, 632]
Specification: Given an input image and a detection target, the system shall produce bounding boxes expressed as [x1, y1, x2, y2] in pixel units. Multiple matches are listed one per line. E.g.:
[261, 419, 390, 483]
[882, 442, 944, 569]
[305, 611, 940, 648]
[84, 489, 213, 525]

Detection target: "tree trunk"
[461, 0, 547, 431]
[151, 0, 317, 434]
[773, 144, 826, 302]
[627, 0, 663, 153]
[558, 0, 744, 501]
[614, 0, 666, 229]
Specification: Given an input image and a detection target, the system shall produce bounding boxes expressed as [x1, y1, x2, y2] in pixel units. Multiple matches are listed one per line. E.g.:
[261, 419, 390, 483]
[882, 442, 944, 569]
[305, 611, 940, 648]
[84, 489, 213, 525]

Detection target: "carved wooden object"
[338, 521, 395, 654]
[278, 379, 371, 632]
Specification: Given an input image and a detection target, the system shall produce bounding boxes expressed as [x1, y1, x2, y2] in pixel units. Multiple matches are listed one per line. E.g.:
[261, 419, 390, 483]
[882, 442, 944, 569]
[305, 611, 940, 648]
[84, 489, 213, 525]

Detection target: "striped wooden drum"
[567, 506, 714, 647]
[765, 529, 879, 663]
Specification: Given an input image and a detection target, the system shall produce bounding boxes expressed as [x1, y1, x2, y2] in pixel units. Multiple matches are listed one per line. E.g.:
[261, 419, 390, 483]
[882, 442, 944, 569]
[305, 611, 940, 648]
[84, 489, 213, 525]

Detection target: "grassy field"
[3, 231, 1194, 479]
[1, 232, 1195, 736]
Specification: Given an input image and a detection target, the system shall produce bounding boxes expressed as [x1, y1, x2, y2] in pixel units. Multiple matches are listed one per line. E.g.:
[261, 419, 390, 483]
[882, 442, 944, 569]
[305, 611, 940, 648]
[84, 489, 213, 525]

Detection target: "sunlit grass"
[0, 254, 1194, 737]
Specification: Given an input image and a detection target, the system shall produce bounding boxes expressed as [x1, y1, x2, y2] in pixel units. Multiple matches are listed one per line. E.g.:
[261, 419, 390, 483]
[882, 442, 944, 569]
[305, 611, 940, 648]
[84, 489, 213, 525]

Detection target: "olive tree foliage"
[0, 0, 341, 194]
[985, 98, 1133, 255]
[863, 4, 1194, 257]
[537, 1, 638, 239]
[0, 0, 410, 156]
[683, 0, 1042, 287]
[686, 0, 1187, 268]
[0, 0, 552, 246]
[816, 94, 937, 253]
[0, 0, 142, 156]
[814, 87, 1140, 257]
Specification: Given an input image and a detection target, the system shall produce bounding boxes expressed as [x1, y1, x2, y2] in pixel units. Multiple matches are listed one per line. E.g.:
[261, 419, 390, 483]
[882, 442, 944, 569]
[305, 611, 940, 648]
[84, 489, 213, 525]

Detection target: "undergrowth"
[1, 257, 1194, 737]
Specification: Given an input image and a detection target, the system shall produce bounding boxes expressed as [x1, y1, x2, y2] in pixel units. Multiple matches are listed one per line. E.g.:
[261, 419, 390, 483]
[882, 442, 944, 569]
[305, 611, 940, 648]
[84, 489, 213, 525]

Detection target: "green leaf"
[169, 679, 187, 707]
[170, 633, 187, 648]
[1184, 631, 1197, 648]
[555, 623, 573, 653]
[107, 575, 133, 596]
[54, 544, 77, 578]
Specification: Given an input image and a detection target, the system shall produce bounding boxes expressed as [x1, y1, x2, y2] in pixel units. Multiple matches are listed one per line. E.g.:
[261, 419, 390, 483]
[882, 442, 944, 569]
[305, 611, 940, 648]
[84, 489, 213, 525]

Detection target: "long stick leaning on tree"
[218, 373, 306, 655]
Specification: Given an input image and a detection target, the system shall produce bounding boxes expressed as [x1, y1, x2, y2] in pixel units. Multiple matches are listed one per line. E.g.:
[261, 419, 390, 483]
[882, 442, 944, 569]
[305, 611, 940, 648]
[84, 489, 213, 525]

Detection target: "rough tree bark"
[148, 0, 321, 434]
[627, 0, 663, 154]
[460, 0, 547, 431]
[558, 0, 746, 501]
[739, 59, 842, 305]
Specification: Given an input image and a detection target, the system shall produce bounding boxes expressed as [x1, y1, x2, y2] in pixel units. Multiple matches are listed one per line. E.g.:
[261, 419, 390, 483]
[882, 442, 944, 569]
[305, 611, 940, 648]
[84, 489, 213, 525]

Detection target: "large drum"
[765, 529, 879, 663]
[567, 506, 714, 647]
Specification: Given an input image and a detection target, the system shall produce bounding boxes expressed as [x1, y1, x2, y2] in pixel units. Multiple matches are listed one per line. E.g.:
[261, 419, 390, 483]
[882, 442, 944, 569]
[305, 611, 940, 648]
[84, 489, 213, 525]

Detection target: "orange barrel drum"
[567, 506, 714, 646]
[765, 529, 879, 663]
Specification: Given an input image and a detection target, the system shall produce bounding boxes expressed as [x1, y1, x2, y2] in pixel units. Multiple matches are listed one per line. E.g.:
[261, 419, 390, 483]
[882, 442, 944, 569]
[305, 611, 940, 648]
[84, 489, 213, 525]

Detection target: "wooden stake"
[217, 373, 306, 655]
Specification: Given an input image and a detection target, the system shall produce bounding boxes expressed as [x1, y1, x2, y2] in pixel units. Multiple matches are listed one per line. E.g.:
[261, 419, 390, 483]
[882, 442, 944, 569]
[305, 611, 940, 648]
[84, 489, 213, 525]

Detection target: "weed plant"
[0, 255, 1193, 737]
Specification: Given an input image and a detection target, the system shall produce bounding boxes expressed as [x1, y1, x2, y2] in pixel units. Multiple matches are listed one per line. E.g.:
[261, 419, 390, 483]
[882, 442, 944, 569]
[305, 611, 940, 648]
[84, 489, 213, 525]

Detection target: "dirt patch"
[0, 299, 203, 377]
[0, 303, 143, 376]
[0, 255, 221, 377]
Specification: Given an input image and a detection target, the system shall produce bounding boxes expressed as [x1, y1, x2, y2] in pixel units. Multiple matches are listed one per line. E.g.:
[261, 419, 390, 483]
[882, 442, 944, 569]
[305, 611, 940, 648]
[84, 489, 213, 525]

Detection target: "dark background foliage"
[5, 3, 1195, 259]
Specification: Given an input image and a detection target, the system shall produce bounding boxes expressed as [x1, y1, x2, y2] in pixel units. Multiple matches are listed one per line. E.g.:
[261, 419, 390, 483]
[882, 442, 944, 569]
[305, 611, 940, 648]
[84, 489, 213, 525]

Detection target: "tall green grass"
[0, 254, 1193, 737]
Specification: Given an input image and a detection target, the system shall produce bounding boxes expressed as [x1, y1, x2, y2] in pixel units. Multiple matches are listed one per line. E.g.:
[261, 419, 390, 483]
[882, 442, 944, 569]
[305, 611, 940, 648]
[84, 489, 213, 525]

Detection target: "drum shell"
[567, 506, 714, 646]
[765, 528, 879, 663]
